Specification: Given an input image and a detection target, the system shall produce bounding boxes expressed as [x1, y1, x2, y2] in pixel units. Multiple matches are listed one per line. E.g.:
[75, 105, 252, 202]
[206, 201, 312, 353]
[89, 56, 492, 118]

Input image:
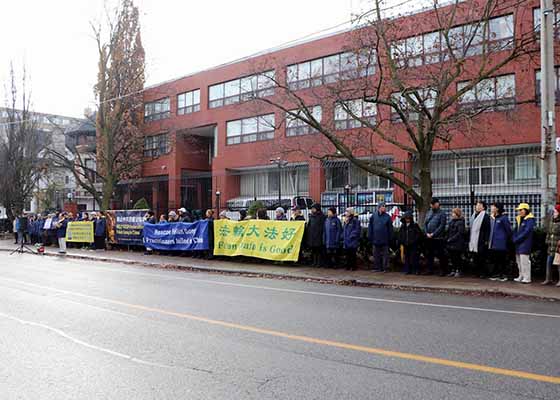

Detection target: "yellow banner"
[65, 221, 94, 243]
[213, 220, 305, 261]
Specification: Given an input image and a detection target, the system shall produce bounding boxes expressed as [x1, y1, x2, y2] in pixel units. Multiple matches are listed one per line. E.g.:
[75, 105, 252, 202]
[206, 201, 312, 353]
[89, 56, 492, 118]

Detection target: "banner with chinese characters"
[106, 210, 147, 246]
[143, 221, 209, 251]
[213, 220, 305, 261]
[65, 221, 94, 243]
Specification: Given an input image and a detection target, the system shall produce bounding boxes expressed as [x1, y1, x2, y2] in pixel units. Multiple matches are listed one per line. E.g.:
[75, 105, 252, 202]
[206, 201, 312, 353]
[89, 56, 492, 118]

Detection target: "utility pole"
[540, 0, 557, 221]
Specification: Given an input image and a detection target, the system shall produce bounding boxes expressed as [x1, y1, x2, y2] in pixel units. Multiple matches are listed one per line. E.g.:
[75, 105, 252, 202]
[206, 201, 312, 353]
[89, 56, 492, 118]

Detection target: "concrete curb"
[2, 248, 558, 302]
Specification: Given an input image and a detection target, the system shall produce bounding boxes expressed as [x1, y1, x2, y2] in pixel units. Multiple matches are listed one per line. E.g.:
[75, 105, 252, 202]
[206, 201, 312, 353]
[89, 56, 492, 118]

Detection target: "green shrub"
[247, 201, 265, 218]
[133, 198, 150, 210]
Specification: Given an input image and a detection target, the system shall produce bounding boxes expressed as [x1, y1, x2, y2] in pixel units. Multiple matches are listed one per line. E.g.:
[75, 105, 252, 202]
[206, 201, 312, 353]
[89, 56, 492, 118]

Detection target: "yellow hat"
[516, 203, 530, 211]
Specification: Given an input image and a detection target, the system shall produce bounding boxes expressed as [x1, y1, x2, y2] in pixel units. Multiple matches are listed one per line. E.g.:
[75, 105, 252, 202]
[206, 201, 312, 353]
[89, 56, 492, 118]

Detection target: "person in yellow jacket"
[512, 203, 535, 284]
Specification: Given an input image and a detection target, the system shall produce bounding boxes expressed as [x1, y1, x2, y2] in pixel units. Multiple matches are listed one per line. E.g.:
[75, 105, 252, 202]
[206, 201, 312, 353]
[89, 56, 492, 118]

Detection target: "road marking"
[6, 259, 560, 320]
[0, 276, 559, 385]
[0, 311, 175, 369]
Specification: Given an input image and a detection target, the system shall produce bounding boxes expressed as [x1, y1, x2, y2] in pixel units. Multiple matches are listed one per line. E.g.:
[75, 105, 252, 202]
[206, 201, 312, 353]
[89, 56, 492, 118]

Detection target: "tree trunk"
[101, 177, 114, 211]
[417, 154, 433, 226]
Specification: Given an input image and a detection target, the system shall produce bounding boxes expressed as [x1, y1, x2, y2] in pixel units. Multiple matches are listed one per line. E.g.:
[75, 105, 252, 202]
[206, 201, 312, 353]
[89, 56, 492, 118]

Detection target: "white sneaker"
[513, 277, 523, 282]
[521, 279, 531, 284]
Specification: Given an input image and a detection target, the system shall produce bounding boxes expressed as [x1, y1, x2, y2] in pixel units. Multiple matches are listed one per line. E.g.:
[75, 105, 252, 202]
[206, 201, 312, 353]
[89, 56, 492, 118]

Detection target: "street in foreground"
[0, 253, 558, 399]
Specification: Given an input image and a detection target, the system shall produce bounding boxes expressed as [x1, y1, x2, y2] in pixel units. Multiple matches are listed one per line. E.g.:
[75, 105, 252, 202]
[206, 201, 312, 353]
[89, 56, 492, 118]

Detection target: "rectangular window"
[391, 89, 437, 122]
[287, 50, 376, 90]
[177, 89, 201, 115]
[226, 113, 275, 145]
[514, 155, 539, 180]
[533, 7, 560, 37]
[334, 99, 376, 130]
[209, 70, 275, 109]
[286, 106, 322, 137]
[535, 67, 560, 103]
[455, 156, 505, 186]
[391, 14, 514, 68]
[143, 133, 170, 158]
[458, 74, 515, 111]
[144, 98, 170, 122]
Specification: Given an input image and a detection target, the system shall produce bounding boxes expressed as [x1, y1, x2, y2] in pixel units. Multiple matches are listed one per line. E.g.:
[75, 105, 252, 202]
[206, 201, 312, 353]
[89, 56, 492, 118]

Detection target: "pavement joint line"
[0, 275, 559, 385]
[5, 257, 560, 320]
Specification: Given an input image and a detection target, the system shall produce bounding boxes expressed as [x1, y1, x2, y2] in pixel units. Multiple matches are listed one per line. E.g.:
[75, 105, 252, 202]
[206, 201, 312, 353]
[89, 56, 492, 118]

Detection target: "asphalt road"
[0, 253, 558, 400]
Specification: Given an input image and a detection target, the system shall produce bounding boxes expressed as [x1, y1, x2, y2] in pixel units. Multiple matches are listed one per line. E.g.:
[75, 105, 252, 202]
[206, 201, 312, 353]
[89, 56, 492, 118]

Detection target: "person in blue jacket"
[368, 202, 393, 272]
[488, 202, 512, 281]
[513, 203, 535, 284]
[94, 212, 107, 250]
[423, 197, 448, 275]
[323, 207, 343, 268]
[343, 208, 361, 271]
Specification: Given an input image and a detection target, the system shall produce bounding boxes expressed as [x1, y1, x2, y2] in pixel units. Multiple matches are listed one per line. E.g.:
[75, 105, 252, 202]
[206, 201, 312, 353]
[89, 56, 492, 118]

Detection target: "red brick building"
[138, 0, 558, 219]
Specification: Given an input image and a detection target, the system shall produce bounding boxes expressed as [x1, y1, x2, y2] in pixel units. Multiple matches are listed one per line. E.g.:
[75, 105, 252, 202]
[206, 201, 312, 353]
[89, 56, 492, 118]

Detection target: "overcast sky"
[0, 0, 421, 118]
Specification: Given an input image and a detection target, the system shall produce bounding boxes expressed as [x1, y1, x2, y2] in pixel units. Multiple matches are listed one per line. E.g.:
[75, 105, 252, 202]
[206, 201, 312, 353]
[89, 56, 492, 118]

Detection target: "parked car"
[226, 196, 314, 211]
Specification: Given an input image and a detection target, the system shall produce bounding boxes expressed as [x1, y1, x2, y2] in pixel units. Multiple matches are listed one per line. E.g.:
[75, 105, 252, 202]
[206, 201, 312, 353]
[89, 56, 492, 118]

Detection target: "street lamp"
[215, 191, 221, 215]
[270, 157, 288, 208]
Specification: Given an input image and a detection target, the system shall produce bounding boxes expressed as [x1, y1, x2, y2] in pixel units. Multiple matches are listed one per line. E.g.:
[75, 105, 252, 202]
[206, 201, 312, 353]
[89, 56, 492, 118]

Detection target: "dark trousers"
[473, 251, 488, 277]
[448, 249, 463, 273]
[373, 244, 390, 271]
[345, 248, 357, 270]
[325, 248, 339, 268]
[403, 245, 419, 274]
[489, 250, 508, 278]
[14, 232, 18, 244]
[311, 246, 324, 267]
[425, 238, 447, 274]
[94, 235, 105, 250]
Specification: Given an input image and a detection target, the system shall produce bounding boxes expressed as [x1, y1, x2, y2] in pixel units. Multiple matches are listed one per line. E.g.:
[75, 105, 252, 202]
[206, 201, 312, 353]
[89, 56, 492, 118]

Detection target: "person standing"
[93, 212, 107, 250]
[168, 211, 179, 223]
[324, 207, 343, 268]
[144, 211, 157, 225]
[343, 208, 361, 271]
[469, 201, 491, 278]
[275, 207, 287, 221]
[178, 207, 193, 223]
[446, 208, 466, 277]
[55, 212, 68, 254]
[13, 217, 18, 244]
[513, 203, 535, 284]
[256, 208, 270, 220]
[488, 202, 512, 282]
[368, 202, 393, 272]
[424, 198, 447, 276]
[204, 209, 215, 260]
[306, 203, 326, 267]
[543, 204, 560, 285]
[398, 211, 422, 275]
[290, 206, 305, 221]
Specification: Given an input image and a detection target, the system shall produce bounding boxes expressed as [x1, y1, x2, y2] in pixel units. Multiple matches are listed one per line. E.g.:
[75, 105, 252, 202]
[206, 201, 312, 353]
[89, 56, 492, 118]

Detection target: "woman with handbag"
[543, 204, 560, 286]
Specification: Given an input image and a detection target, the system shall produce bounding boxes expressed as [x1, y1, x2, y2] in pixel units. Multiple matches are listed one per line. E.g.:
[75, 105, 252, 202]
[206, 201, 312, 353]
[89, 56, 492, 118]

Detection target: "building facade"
[138, 0, 558, 220]
[0, 107, 83, 214]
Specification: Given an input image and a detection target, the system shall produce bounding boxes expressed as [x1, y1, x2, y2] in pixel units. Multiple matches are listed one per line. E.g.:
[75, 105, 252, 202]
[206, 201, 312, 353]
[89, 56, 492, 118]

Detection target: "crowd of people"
[8, 197, 560, 287]
[12, 211, 108, 254]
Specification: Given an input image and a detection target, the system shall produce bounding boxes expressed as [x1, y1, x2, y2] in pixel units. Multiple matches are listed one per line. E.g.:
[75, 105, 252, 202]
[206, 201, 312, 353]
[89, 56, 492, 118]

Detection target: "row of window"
[286, 49, 376, 90]
[431, 154, 540, 187]
[391, 14, 514, 69]
[209, 70, 275, 109]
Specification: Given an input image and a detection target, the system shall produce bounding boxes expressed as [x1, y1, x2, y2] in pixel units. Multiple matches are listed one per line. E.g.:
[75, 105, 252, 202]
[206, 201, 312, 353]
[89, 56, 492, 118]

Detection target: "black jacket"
[306, 211, 326, 247]
[398, 221, 422, 248]
[447, 217, 466, 251]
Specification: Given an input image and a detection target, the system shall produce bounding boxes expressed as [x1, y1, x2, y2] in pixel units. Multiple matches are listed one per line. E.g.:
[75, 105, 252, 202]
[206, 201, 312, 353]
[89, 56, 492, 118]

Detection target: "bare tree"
[251, 0, 540, 221]
[49, 0, 145, 210]
[0, 64, 50, 221]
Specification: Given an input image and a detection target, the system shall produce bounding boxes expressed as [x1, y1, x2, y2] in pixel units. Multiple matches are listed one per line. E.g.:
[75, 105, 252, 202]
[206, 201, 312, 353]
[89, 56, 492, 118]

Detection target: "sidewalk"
[1, 239, 559, 301]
